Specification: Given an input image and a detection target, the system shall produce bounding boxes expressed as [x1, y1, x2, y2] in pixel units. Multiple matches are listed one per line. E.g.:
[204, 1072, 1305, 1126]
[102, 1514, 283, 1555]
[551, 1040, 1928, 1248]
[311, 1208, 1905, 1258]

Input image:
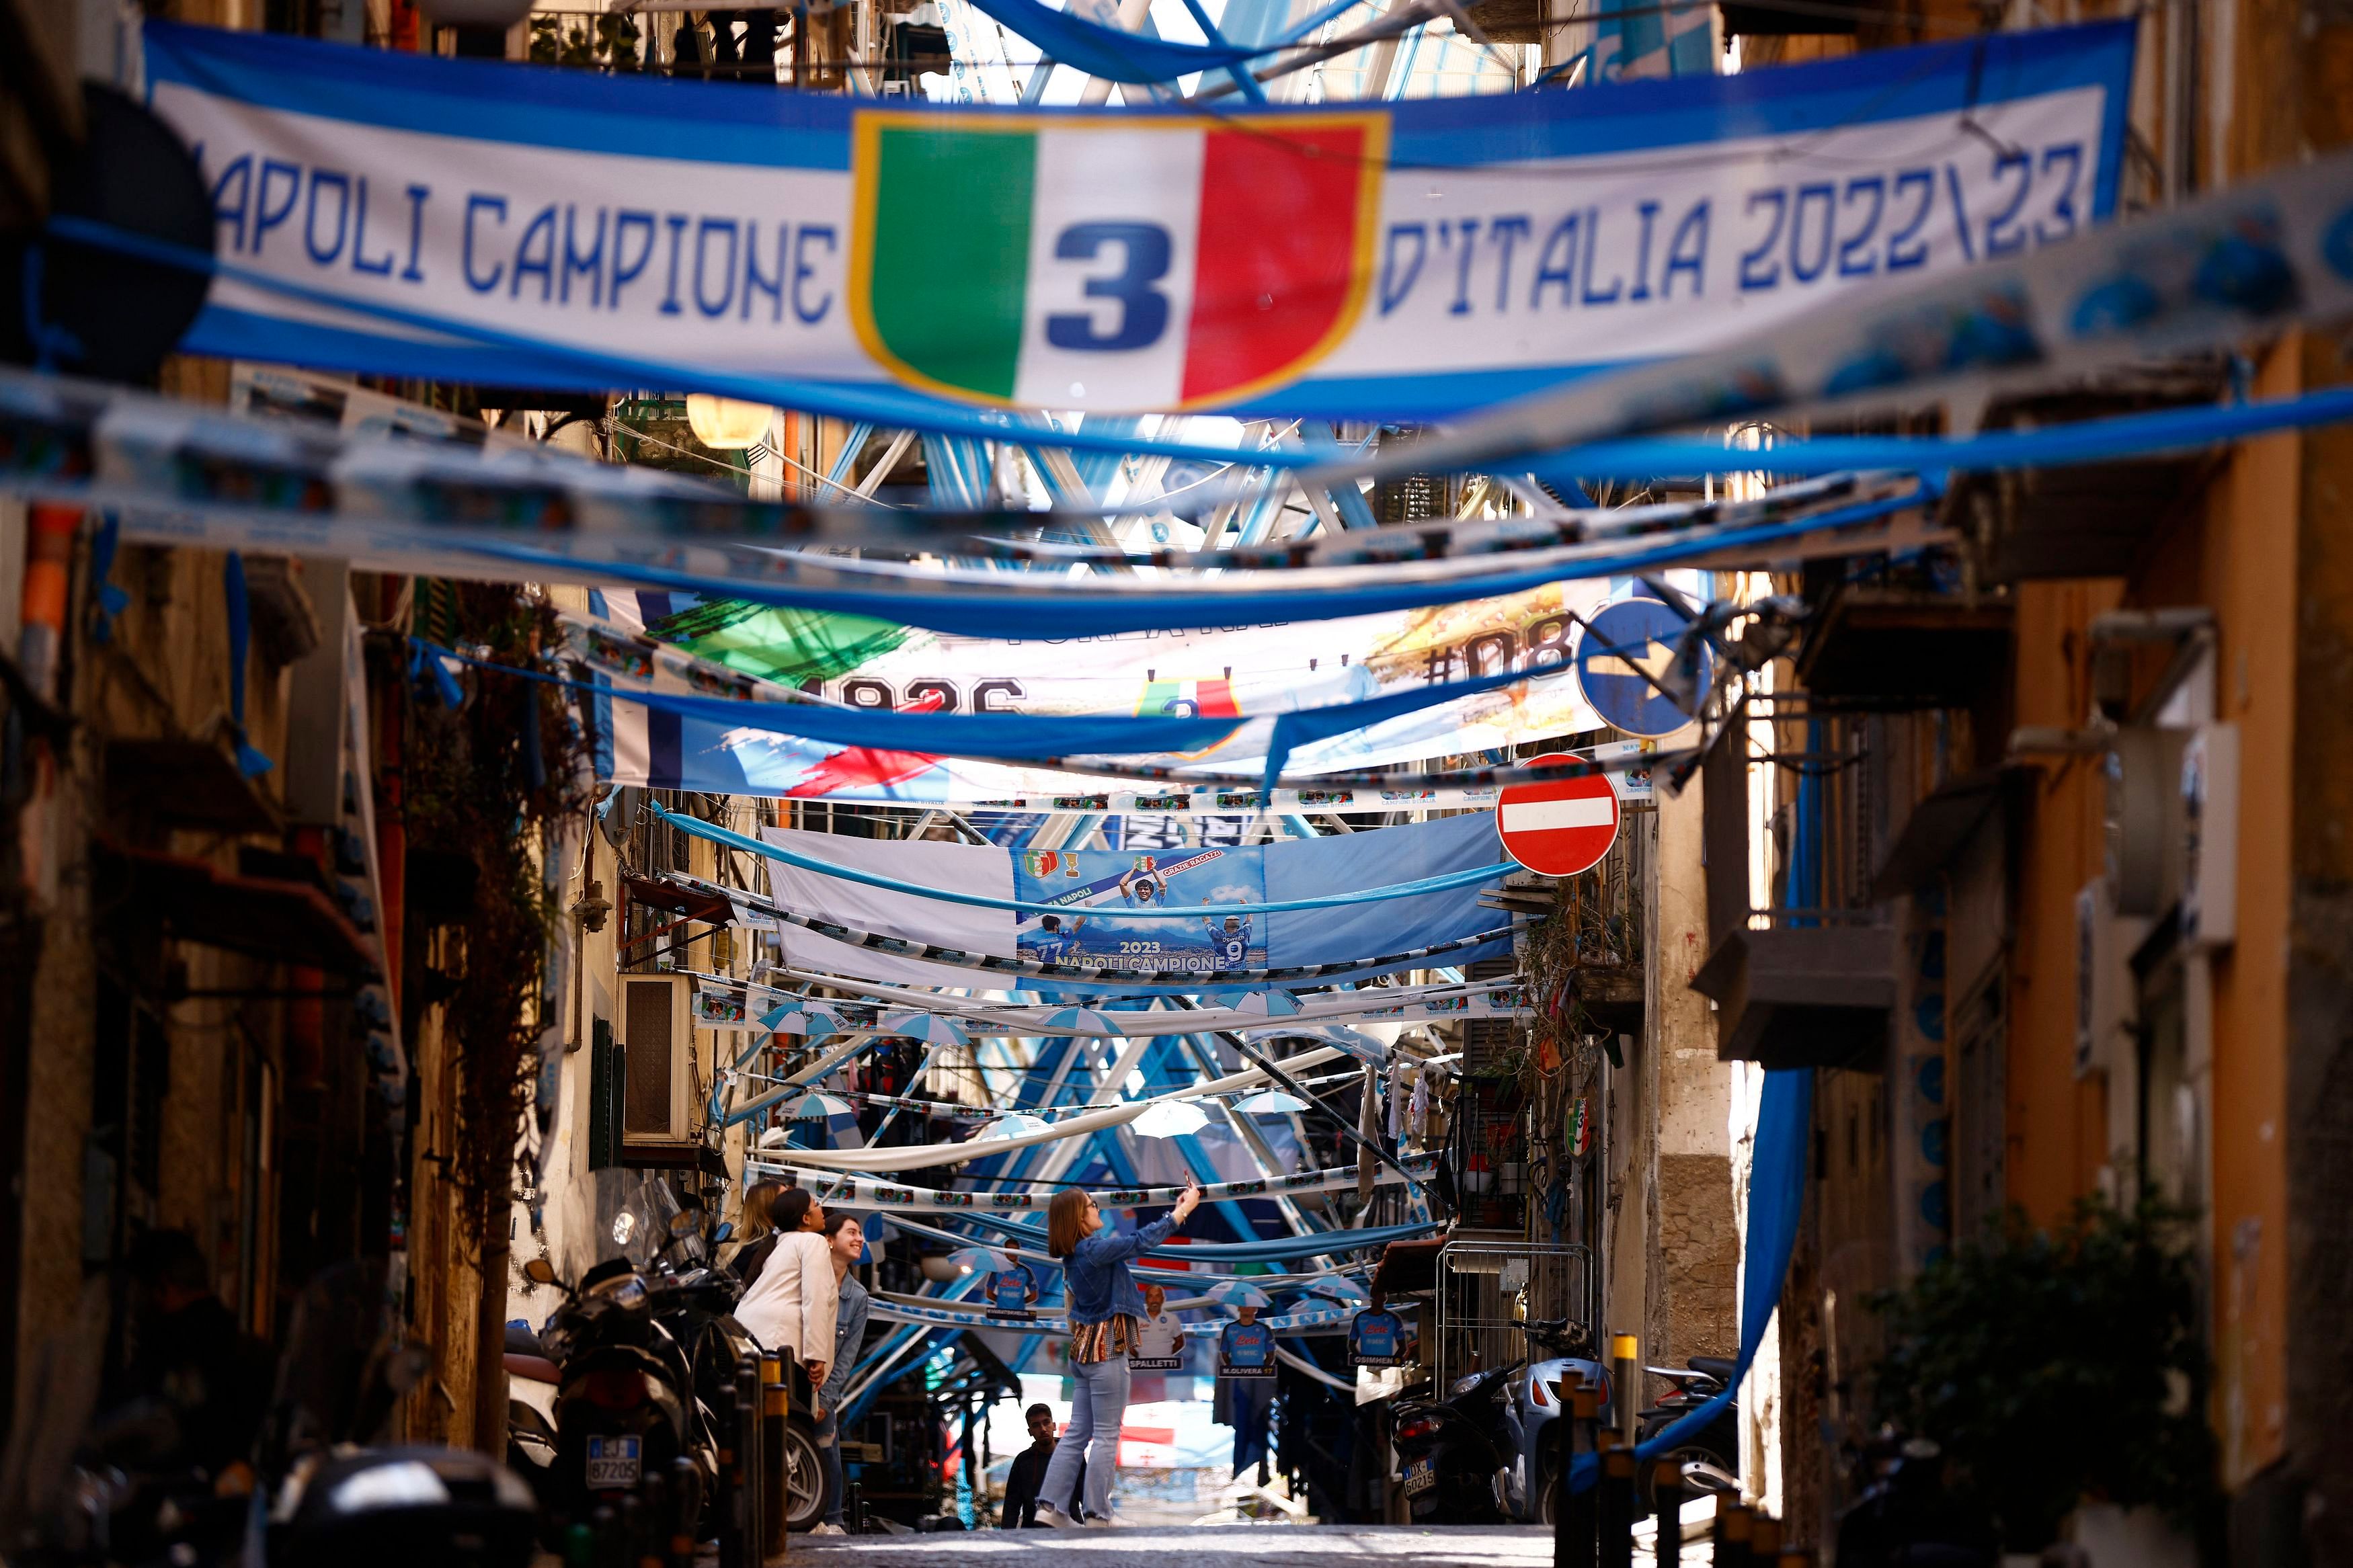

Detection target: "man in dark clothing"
[1000, 1403, 1085, 1526]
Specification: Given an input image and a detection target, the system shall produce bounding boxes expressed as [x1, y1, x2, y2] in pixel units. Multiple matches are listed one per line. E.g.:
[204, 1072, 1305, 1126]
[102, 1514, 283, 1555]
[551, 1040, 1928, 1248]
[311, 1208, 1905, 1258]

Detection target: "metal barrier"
[1433, 1241, 1597, 1392]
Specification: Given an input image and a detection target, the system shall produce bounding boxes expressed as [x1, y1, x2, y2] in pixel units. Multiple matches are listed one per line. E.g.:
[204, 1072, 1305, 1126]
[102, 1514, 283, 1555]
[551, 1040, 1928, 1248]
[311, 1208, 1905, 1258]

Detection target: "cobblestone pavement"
[795, 1524, 1560, 1567]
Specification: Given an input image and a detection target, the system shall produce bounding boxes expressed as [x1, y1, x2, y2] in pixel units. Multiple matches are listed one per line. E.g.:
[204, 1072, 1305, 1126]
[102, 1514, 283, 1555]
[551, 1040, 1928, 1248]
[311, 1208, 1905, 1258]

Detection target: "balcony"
[1956, 363, 2233, 583]
[1692, 721, 1896, 1070]
[1794, 586, 2012, 712]
[1691, 913, 1897, 1069]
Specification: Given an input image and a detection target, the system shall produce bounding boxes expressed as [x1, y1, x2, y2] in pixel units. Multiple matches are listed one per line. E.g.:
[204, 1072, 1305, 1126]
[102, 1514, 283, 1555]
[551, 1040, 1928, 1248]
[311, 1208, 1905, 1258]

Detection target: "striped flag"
[850, 112, 1386, 411]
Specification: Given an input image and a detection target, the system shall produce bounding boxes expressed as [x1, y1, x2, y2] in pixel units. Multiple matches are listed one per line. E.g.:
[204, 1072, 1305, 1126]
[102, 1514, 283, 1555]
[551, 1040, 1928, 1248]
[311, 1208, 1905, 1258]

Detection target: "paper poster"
[1218, 1317, 1277, 1378]
[985, 1266, 1037, 1317]
[1347, 1307, 1410, 1368]
[1012, 845, 1265, 977]
[1131, 1307, 1186, 1371]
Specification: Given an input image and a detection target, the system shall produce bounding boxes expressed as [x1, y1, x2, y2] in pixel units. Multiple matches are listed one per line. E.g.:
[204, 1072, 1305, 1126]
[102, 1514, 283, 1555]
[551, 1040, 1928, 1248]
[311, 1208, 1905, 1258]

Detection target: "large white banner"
[144, 21, 2133, 421]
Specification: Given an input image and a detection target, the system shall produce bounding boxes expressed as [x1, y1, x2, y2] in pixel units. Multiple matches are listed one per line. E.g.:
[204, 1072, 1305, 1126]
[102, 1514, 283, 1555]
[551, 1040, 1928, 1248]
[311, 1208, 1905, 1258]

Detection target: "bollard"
[1597, 1434, 1636, 1568]
[637, 1471, 670, 1568]
[762, 1355, 789, 1561]
[1557, 1371, 1601, 1568]
[670, 1456, 699, 1568]
[736, 1356, 764, 1566]
[1751, 1514, 1782, 1564]
[714, 1364, 742, 1568]
[1713, 1499, 1752, 1568]
[590, 1505, 621, 1568]
[1649, 1460, 1685, 1566]
[1610, 1333, 1640, 1447]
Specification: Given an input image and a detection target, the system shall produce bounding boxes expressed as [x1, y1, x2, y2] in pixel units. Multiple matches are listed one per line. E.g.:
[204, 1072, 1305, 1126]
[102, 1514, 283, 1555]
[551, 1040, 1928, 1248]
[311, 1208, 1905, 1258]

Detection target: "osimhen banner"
[145, 22, 2132, 420]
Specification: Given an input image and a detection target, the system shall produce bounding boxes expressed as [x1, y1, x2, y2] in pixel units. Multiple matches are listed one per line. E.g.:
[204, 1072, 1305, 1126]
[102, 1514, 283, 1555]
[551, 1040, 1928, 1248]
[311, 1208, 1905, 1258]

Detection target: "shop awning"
[99, 841, 378, 977]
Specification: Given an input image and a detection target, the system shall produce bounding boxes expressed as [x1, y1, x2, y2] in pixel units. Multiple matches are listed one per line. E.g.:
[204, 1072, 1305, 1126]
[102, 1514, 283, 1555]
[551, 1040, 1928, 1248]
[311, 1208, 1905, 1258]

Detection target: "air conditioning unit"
[619, 973, 696, 1145]
[2180, 722, 2239, 950]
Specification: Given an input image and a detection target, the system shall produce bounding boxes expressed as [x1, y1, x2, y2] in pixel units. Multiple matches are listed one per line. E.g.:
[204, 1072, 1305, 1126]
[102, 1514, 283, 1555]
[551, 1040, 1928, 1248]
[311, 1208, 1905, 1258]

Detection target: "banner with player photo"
[1014, 844, 1266, 977]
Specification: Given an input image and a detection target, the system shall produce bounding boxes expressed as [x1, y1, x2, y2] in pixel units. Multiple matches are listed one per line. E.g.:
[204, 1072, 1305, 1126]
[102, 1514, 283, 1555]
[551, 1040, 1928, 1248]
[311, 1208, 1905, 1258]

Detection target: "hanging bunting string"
[746, 1155, 1436, 1212]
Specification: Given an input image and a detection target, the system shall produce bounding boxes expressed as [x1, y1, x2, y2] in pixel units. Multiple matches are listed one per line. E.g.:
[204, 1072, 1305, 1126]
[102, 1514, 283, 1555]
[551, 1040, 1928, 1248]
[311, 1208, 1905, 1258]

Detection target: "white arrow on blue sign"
[1572, 597, 1704, 739]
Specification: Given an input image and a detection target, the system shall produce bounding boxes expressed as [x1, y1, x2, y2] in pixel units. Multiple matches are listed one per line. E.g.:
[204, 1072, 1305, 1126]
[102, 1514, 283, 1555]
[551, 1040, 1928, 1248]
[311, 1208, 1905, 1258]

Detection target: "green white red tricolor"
[852, 113, 1386, 411]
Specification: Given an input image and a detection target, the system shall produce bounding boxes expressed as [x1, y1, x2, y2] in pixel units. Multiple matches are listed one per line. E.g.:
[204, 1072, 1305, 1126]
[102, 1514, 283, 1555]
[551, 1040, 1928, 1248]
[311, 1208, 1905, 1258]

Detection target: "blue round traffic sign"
[1573, 597, 1702, 738]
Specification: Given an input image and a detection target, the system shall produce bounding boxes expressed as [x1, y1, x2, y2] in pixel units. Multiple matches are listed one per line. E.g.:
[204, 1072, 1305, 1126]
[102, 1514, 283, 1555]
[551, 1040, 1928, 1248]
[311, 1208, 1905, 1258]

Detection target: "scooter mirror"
[714, 1222, 734, 1244]
[523, 1257, 558, 1286]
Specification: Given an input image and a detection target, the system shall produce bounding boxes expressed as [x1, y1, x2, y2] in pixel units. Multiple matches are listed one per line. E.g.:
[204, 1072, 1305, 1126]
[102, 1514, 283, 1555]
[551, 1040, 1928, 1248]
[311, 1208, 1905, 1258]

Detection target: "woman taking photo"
[734, 1186, 836, 1389]
[1033, 1180, 1201, 1528]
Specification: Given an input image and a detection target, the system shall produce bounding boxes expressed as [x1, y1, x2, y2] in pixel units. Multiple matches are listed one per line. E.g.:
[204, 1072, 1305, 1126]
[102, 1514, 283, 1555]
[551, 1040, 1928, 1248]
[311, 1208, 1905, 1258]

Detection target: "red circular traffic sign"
[1497, 757, 1620, 876]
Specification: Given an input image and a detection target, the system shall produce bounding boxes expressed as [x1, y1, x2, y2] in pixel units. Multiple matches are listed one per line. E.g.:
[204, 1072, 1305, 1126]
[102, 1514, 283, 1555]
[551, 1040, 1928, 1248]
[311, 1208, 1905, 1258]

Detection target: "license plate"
[1402, 1457, 1437, 1497]
[586, 1435, 642, 1488]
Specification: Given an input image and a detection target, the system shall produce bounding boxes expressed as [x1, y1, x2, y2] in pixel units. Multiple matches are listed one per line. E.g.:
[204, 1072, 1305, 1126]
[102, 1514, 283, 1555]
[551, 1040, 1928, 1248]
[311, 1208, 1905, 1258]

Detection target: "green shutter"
[588, 1016, 619, 1170]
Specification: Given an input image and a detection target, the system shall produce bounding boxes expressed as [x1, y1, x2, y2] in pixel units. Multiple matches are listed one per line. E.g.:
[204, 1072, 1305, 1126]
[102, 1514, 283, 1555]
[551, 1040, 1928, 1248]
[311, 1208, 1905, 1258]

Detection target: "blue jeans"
[815, 1409, 845, 1526]
[1039, 1352, 1128, 1520]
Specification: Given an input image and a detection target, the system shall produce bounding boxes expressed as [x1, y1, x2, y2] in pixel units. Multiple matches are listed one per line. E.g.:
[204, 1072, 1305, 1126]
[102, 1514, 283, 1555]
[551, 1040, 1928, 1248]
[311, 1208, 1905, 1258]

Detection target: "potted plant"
[1864, 1192, 2219, 1558]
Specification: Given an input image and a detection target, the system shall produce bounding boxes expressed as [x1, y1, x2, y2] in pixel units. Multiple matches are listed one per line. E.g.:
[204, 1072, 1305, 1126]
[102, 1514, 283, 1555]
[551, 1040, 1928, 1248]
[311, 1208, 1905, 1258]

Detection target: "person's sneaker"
[1035, 1505, 1082, 1529]
[1080, 1513, 1121, 1528]
[809, 1522, 848, 1536]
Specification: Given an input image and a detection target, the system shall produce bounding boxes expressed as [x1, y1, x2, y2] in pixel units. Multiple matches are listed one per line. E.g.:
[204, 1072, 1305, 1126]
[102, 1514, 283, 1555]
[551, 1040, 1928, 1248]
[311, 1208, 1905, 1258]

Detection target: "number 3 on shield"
[1046, 222, 1172, 352]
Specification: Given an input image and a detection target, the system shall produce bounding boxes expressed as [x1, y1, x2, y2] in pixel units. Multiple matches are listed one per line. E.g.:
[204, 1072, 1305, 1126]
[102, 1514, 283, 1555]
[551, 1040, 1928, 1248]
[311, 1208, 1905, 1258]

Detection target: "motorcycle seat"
[504, 1352, 563, 1385]
[1687, 1356, 1739, 1382]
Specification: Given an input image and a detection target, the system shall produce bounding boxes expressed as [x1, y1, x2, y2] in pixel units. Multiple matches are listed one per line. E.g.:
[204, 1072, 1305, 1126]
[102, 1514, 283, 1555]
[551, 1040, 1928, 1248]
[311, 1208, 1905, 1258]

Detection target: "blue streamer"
[87, 513, 128, 643]
[44, 215, 1336, 470]
[955, 0, 1361, 83]
[455, 484, 1929, 642]
[1529, 385, 2353, 481]
[222, 552, 274, 778]
[1568, 1068, 1812, 1493]
[652, 798, 1507, 917]
[416, 631, 1576, 782]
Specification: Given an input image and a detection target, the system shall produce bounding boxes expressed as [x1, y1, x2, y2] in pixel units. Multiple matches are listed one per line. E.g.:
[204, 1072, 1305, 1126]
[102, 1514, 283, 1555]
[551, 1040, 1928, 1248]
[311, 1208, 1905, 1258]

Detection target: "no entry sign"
[1498, 761, 1621, 876]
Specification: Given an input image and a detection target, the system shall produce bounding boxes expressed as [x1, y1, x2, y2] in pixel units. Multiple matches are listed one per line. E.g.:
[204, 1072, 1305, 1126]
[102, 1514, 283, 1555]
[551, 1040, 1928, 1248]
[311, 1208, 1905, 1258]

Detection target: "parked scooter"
[1635, 1355, 1743, 1505]
[1393, 1317, 1609, 1525]
[525, 1212, 708, 1557]
[524, 1181, 827, 1552]
[1499, 1317, 1608, 1524]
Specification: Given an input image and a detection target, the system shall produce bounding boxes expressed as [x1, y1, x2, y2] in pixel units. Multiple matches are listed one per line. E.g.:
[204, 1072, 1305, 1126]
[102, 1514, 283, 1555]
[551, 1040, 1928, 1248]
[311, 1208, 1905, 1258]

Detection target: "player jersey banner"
[143, 21, 2133, 421]
[1014, 845, 1266, 976]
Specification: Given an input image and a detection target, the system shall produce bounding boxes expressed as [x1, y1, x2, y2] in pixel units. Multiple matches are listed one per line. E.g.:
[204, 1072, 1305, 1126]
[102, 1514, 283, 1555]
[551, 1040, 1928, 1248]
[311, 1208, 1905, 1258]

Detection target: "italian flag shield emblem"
[850, 111, 1388, 411]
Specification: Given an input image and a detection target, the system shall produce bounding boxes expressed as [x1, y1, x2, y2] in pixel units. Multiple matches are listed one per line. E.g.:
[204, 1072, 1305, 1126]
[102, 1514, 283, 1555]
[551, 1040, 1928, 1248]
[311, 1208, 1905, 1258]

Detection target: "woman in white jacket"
[733, 1186, 837, 1383]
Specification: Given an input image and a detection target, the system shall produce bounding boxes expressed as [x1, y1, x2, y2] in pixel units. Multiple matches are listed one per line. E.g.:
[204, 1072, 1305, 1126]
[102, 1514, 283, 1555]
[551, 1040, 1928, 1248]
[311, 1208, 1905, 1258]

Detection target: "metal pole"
[1611, 1331, 1640, 1446]
[1597, 1433, 1634, 1568]
[1559, 1371, 1599, 1568]
[1649, 1459, 1685, 1565]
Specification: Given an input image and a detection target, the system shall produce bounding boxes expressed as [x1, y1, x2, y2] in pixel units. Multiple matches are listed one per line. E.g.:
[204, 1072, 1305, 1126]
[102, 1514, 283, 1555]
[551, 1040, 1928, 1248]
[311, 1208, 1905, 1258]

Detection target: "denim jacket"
[1060, 1214, 1178, 1324]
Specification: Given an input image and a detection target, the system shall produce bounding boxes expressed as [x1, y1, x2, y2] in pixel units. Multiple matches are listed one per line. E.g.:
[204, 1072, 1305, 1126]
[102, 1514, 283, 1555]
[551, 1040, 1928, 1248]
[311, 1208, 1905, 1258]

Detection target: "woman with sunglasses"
[1033, 1180, 1201, 1527]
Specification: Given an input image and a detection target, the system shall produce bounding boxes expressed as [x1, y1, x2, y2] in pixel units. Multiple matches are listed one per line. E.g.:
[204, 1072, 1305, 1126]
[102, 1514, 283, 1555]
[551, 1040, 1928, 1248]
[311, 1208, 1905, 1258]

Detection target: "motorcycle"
[525, 1193, 712, 1557]
[524, 1182, 828, 1551]
[1634, 1354, 1743, 1505]
[1392, 1317, 1609, 1525]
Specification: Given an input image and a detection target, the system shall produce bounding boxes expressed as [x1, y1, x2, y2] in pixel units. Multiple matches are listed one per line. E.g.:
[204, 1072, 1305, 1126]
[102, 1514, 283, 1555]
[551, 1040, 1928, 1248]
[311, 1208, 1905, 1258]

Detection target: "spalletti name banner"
[145, 21, 2133, 421]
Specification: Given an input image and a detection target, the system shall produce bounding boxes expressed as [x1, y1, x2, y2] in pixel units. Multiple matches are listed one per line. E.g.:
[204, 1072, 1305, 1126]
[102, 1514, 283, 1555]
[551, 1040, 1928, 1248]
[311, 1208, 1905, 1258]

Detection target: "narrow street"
[1, 1, 2349, 1567]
